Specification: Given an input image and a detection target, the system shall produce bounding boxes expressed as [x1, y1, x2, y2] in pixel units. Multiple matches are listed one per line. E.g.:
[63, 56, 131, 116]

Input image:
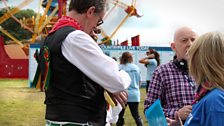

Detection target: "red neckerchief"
[191, 81, 211, 105]
[49, 16, 82, 34]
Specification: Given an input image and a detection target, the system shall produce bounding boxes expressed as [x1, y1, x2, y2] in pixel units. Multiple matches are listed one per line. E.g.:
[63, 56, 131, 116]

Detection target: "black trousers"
[117, 102, 143, 126]
[146, 80, 150, 93]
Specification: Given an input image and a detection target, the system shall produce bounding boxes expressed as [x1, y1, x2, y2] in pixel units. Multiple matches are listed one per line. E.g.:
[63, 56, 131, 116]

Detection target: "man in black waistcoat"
[41, 0, 131, 125]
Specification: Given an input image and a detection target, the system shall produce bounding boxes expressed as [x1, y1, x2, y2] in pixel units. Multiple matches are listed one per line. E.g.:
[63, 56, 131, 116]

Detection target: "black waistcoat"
[42, 26, 106, 126]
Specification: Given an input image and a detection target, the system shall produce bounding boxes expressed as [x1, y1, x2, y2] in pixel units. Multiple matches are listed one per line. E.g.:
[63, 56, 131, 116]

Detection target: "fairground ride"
[0, 0, 142, 54]
[0, 0, 66, 55]
[98, 0, 142, 45]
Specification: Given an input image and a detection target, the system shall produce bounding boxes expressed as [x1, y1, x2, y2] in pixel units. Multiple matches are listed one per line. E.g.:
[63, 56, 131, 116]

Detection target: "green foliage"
[0, 7, 36, 42]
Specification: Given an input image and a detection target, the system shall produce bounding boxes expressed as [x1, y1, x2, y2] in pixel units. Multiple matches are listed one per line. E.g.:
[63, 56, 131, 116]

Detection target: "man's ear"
[86, 6, 95, 17]
[171, 42, 176, 51]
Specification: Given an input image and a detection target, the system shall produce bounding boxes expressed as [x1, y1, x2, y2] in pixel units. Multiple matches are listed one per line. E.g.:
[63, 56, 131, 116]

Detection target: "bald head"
[174, 27, 198, 42]
[171, 27, 198, 60]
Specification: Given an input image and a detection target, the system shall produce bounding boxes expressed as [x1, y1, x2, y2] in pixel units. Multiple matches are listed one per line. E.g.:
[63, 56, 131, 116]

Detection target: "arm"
[62, 31, 131, 93]
[148, 53, 155, 59]
[139, 54, 155, 64]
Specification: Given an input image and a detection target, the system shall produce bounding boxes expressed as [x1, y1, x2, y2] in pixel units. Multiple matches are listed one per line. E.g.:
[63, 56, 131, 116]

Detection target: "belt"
[46, 121, 88, 126]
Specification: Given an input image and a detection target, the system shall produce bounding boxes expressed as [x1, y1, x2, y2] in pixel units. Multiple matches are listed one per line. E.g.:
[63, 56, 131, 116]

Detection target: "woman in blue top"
[139, 48, 160, 93]
[117, 52, 143, 126]
[167, 32, 224, 126]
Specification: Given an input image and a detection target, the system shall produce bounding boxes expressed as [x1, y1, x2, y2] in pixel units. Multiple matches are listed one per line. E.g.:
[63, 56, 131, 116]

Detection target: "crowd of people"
[38, 0, 224, 126]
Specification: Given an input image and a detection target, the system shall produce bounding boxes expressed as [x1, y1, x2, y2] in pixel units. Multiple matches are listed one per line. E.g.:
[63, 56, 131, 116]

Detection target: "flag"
[131, 35, 140, 46]
[120, 40, 128, 46]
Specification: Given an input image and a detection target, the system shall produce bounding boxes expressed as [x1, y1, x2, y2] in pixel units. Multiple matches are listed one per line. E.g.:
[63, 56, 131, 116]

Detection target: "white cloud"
[102, 0, 224, 46]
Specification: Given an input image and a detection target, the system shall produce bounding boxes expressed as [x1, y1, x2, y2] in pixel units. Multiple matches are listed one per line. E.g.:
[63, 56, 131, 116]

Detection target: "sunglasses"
[97, 15, 104, 26]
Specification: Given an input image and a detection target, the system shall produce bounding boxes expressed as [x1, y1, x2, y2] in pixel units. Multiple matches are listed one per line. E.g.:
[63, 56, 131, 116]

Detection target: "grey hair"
[69, 0, 108, 14]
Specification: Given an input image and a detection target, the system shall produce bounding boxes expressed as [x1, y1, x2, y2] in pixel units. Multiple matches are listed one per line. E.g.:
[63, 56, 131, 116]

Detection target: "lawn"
[0, 79, 148, 126]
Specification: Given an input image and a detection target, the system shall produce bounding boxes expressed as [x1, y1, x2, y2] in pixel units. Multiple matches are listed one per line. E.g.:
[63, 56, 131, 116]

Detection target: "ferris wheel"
[0, 0, 67, 55]
[0, 0, 142, 54]
[98, 0, 142, 45]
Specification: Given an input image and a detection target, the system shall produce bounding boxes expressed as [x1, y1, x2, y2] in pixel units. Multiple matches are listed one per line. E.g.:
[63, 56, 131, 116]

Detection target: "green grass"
[0, 79, 148, 126]
[121, 91, 148, 126]
[0, 79, 45, 126]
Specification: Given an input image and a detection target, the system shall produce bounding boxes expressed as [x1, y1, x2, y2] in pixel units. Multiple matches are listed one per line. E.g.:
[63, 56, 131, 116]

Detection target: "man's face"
[88, 12, 105, 35]
[171, 28, 198, 60]
[83, 6, 105, 35]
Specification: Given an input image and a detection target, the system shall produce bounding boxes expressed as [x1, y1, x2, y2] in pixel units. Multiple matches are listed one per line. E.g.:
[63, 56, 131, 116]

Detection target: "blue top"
[119, 63, 141, 102]
[184, 88, 224, 126]
[146, 59, 157, 81]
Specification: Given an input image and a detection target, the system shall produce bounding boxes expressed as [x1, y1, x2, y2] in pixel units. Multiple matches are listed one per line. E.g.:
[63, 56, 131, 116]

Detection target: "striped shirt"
[144, 61, 196, 119]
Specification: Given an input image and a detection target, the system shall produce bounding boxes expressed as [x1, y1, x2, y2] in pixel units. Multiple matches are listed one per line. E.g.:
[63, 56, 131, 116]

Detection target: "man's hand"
[178, 105, 192, 120]
[166, 117, 178, 126]
[110, 91, 128, 108]
[167, 111, 183, 126]
[90, 28, 101, 42]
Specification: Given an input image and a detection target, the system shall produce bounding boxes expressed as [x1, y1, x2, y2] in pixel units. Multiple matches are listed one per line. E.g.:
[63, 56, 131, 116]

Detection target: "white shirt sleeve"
[61, 30, 131, 93]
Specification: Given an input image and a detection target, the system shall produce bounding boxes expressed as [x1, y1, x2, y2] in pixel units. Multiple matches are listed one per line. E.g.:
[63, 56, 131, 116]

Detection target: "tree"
[0, 7, 36, 43]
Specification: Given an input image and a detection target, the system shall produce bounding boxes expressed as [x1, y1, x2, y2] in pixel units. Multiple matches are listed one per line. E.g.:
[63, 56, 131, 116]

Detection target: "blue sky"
[1, 0, 224, 46]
